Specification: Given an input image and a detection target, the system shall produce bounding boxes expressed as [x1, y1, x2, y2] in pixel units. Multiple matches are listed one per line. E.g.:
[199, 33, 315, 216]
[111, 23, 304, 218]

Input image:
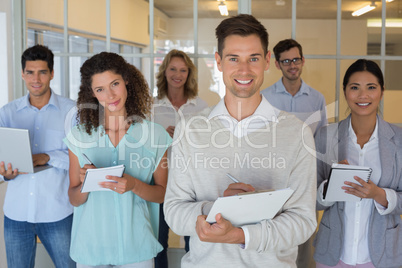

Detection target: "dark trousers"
[154, 204, 190, 268]
[155, 203, 169, 268]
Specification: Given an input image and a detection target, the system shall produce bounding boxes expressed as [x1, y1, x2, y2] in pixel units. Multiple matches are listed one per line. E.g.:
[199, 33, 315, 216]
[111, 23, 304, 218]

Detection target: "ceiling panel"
[153, 0, 402, 19]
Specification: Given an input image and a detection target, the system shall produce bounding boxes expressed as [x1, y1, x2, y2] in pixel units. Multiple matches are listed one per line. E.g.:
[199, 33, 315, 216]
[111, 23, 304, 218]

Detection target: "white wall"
[0, 0, 13, 266]
[0, 13, 9, 108]
[0, 0, 13, 105]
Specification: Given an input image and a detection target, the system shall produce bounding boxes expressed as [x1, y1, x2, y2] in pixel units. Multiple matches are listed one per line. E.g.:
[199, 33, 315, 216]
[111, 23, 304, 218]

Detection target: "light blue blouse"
[64, 120, 172, 265]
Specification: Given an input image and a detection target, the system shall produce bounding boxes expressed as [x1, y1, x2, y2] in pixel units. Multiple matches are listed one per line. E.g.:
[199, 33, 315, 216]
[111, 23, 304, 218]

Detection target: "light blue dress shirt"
[0, 91, 76, 223]
[261, 78, 327, 135]
[64, 120, 172, 265]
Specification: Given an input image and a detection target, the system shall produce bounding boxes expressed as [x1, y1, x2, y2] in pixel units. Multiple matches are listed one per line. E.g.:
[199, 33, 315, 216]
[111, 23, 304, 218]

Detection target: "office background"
[0, 0, 402, 267]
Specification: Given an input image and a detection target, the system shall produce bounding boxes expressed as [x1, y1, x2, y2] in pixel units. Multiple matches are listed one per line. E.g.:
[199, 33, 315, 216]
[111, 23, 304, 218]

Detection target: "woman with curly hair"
[64, 52, 172, 267]
[152, 50, 208, 268]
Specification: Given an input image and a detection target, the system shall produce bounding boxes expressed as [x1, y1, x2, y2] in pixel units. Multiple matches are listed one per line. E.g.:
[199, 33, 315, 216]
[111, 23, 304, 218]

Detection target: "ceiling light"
[386, 0, 394, 2]
[352, 2, 376, 17]
[367, 18, 402, 27]
[219, 2, 228, 16]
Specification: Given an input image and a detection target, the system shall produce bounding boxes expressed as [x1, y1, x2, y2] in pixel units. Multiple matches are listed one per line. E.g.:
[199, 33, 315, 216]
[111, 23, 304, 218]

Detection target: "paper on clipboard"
[81, 165, 125, 193]
[206, 188, 294, 227]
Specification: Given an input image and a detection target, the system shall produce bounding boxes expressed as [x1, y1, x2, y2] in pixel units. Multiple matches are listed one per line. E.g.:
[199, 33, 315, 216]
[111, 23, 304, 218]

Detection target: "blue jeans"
[4, 214, 75, 268]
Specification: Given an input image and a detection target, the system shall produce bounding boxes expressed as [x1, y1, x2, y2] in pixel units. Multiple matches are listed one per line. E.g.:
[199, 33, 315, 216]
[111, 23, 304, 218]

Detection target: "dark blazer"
[313, 115, 402, 268]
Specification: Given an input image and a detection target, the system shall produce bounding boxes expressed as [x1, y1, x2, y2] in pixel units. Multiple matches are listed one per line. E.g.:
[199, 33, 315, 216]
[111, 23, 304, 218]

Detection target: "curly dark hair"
[77, 52, 152, 135]
[156, 49, 198, 99]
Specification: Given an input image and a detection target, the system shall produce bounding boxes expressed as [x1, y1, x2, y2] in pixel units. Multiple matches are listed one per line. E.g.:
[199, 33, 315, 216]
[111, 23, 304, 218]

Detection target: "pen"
[82, 153, 94, 165]
[226, 173, 240, 183]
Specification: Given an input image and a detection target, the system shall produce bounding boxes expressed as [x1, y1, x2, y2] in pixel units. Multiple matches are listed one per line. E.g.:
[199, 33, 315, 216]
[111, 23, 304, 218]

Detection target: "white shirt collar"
[348, 117, 379, 144]
[156, 95, 197, 106]
[208, 95, 279, 123]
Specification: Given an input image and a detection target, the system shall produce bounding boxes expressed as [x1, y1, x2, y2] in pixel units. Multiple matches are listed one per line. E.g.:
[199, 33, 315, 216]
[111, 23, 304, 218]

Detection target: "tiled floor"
[166, 247, 186, 268]
[167, 231, 186, 268]
[36, 245, 186, 268]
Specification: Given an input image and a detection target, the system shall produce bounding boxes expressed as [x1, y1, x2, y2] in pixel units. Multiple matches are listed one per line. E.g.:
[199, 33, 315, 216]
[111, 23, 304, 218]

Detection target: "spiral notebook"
[323, 164, 372, 202]
[81, 165, 125, 193]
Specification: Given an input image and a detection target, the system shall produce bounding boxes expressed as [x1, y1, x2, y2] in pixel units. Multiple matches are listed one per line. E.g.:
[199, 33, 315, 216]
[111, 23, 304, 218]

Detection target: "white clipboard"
[206, 188, 294, 227]
[81, 165, 125, 193]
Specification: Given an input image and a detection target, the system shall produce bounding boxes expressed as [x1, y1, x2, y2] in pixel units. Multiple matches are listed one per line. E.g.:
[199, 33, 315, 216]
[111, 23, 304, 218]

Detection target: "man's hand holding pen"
[224, 173, 255, 196]
[195, 173, 253, 244]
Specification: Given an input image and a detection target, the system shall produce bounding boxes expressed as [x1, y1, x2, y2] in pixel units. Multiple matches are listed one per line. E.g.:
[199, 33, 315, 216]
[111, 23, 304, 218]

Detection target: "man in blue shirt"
[262, 39, 325, 268]
[261, 39, 327, 136]
[0, 45, 76, 267]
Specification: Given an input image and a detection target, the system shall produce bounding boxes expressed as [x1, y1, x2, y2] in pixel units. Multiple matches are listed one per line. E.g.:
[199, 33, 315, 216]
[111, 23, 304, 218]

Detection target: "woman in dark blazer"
[313, 59, 402, 268]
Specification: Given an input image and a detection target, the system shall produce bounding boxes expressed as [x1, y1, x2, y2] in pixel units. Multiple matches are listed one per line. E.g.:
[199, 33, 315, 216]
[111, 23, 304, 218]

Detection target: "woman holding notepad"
[64, 52, 172, 267]
[313, 59, 402, 268]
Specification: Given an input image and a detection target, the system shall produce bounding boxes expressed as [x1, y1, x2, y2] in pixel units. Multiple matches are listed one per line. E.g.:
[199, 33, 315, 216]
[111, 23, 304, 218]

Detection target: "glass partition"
[22, 0, 402, 124]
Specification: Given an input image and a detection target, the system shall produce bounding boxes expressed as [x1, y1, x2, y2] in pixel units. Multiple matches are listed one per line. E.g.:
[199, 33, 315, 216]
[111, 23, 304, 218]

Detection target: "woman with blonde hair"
[152, 49, 208, 268]
[152, 49, 208, 137]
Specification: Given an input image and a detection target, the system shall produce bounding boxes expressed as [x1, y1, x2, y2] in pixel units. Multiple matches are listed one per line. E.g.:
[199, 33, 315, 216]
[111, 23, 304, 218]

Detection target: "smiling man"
[0, 45, 75, 268]
[262, 38, 327, 268]
[261, 39, 327, 136]
[164, 15, 317, 267]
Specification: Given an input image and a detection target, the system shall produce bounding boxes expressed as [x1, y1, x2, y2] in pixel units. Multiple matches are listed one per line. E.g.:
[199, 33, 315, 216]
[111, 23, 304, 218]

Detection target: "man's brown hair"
[215, 14, 269, 57]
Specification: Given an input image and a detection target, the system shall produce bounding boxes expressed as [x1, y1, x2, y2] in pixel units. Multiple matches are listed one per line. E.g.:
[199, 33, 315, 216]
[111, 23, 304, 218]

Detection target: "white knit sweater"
[164, 107, 317, 268]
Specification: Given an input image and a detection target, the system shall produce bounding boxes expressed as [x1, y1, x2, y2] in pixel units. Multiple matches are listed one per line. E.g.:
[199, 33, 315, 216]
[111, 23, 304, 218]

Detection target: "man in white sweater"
[164, 14, 317, 267]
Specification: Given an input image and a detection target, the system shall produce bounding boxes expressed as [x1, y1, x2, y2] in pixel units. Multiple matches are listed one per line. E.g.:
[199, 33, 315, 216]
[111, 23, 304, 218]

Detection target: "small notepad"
[323, 163, 372, 202]
[81, 165, 125, 193]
